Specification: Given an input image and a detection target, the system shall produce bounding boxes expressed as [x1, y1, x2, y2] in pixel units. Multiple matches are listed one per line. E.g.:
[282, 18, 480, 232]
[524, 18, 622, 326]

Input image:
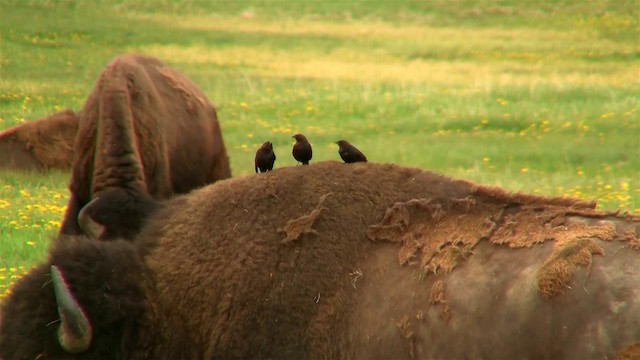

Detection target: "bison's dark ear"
[77, 197, 104, 239]
[51, 265, 93, 353]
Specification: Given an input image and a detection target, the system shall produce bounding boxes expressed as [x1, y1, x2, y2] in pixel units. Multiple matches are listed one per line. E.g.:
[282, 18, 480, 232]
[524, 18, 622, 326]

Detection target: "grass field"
[0, 0, 638, 297]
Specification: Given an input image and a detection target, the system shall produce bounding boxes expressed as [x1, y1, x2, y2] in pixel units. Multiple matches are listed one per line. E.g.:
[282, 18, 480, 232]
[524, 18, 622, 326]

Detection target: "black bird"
[255, 141, 276, 173]
[292, 134, 312, 165]
[336, 140, 367, 163]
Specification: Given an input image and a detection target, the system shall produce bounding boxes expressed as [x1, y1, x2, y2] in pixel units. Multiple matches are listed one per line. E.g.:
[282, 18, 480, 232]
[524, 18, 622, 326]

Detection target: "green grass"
[1, 0, 638, 296]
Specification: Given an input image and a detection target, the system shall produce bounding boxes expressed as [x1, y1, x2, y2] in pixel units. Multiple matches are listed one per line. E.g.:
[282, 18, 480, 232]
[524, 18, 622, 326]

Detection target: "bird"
[292, 134, 312, 165]
[254, 141, 276, 173]
[336, 140, 367, 163]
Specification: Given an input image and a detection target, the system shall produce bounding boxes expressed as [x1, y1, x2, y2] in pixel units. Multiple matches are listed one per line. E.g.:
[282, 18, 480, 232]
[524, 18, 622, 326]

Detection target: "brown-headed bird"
[292, 134, 312, 165]
[336, 140, 367, 163]
[255, 141, 276, 173]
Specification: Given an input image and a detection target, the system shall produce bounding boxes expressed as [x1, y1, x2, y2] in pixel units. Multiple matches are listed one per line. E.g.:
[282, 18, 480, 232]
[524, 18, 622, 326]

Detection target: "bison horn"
[77, 198, 104, 239]
[51, 265, 93, 353]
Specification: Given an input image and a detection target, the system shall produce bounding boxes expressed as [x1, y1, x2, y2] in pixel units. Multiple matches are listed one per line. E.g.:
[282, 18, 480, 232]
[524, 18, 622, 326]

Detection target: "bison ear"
[51, 265, 93, 353]
[77, 198, 104, 239]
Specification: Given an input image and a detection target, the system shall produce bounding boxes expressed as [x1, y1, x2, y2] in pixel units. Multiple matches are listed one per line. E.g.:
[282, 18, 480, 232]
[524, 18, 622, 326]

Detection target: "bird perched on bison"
[292, 133, 312, 165]
[255, 141, 276, 173]
[58, 54, 231, 241]
[2, 162, 638, 359]
[336, 140, 367, 163]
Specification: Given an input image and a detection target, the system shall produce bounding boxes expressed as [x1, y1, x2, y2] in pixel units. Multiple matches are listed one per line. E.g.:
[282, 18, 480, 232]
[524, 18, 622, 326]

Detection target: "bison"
[59, 54, 231, 241]
[1, 162, 638, 359]
[0, 109, 78, 171]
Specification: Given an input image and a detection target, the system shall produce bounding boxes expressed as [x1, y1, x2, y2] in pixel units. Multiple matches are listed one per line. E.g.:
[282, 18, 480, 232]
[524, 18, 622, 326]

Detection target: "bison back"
[140, 162, 639, 358]
[351, 237, 639, 359]
[0, 109, 77, 171]
[73, 54, 229, 199]
[62, 54, 230, 238]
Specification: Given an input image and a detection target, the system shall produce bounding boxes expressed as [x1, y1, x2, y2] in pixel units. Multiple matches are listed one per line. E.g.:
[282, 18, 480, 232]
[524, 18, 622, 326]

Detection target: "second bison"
[0, 109, 78, 171]
[59, 54, 231, 240]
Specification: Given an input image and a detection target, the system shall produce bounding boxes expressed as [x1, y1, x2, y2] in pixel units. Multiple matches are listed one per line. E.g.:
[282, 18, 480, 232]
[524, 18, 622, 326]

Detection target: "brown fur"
[616, 343, 640, 360]
[0, 109, 77, 171]
[59, 54, 231, 239]
[429, 281, 451, 322]
[395, 315, 416, 358]
[278, 192, 332, 244]
[1, 162, 638, 359]
[536, 238, 605, 299]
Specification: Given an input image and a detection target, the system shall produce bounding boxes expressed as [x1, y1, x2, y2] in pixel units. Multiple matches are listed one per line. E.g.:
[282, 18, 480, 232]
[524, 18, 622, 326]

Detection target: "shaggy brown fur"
[1, 162, 638, 359]
[616, 343, 640, 360]
[428, 281, 451, 322]
[278, 192, 332, 244]
[0, 109, 78, 171]
[59, 54, 231, 240]
[536, 238, 605, 299]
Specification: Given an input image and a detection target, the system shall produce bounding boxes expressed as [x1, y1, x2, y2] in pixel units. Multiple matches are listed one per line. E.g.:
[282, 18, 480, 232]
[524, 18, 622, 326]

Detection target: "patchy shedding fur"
[616, 343, 640, 360]
[1, 162, 638, 359]
[367, 196, 497, 272]
[0, 109, 78, 171]
[490, 205, 618, 248]
[279, 192, 333, 244]
[429, 281, 451, 322]
[59, 54, 231, 240]
[396, 315, 416, 359]
[536, 238, 605, 299]
[367, 187, 628, 294]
